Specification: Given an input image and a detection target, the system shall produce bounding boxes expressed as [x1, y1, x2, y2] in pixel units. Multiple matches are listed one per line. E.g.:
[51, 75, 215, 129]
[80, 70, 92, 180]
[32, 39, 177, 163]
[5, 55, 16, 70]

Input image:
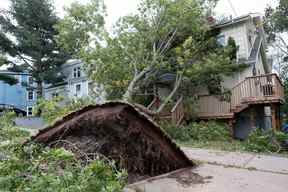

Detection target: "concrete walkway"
[126, 148, 288, 192]
[183, 147, 288, 174]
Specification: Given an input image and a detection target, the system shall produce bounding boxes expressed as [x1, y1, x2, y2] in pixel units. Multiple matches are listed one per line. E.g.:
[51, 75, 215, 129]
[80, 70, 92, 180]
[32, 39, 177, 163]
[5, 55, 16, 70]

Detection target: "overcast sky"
[0, 0, 277, 29]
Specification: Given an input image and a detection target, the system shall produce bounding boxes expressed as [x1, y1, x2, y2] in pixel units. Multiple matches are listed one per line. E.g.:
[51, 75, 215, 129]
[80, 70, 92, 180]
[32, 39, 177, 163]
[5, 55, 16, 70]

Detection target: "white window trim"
[28, 76, 33, 85]
[73, 67, 81, 78]
[18, 75, 22, 85]
[27, 106, 33, 117]
[27, 90, 34, 101]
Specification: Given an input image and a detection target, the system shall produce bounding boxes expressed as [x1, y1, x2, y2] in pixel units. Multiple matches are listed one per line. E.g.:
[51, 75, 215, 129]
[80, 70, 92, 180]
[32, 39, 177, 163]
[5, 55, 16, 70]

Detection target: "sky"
[0, 0, 278, 29]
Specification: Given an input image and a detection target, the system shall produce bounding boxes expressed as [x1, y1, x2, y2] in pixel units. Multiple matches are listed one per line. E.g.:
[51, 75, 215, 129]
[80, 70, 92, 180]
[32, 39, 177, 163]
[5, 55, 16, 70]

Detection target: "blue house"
[0, 70, 36, 116]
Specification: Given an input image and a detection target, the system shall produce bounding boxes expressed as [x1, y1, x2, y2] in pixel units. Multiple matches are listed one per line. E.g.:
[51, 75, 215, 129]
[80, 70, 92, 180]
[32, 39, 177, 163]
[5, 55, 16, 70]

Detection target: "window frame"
[73, 67, 81, 78]
[217, 34, 226, 46]
[76, 84, 81, 92]
[28, 76, 33, 85]
[27, 90, 34, 101]
[27, 106, 33, 116]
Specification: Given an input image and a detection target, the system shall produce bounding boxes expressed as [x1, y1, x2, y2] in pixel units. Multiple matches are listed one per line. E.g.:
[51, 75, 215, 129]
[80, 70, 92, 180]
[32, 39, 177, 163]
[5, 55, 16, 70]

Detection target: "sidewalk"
[183, 147, 288, 174]
[126, 148, 288, 192]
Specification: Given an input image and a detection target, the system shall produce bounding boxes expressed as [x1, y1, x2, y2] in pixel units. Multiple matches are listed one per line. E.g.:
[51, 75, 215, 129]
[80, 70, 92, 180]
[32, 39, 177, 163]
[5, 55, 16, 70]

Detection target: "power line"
[227, 0, 238, 17]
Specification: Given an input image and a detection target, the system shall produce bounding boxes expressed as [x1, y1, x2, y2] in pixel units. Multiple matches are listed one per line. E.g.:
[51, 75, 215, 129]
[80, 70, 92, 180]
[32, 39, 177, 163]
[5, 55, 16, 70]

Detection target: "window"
[27, 106, 33, 116]
[73, 67, 81, 78]
[28, 90, 34, 100]
[28, 76, 33, 85]
[217, 35, 226, 46]
[52, 92, 59, 98]
[76, 84, 81, 92]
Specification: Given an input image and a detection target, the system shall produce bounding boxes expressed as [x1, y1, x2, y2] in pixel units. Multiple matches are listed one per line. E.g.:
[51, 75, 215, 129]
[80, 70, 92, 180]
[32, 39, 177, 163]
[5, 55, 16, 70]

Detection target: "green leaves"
[0, 0, 70, 96]
[0, 74, 18, 85]
[0, 145, 126, 192]
[0, 111, 127, 192]
[55, 0, 106, 56]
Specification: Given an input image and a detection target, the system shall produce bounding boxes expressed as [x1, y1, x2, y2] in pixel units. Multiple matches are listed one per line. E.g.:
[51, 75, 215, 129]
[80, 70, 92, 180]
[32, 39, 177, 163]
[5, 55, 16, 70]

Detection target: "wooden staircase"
[197, 73, 284, 120]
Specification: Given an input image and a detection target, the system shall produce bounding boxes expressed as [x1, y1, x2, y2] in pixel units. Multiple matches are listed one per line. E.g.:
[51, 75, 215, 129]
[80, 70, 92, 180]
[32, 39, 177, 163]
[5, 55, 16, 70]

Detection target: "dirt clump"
[30, 102, 194, 183]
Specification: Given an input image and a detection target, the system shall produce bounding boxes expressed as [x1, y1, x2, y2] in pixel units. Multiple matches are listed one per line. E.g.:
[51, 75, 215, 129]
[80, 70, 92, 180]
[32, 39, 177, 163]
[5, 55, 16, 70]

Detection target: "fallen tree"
[30, 102, 193, 183]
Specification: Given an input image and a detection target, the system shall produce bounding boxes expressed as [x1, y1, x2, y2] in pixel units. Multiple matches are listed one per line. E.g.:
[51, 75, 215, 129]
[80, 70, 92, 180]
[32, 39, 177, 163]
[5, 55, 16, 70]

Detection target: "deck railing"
[197, 74, 284, 118]
[171, 96, 184, 125]
[197, 95, 231, 117]
[231, 74, 284, 108]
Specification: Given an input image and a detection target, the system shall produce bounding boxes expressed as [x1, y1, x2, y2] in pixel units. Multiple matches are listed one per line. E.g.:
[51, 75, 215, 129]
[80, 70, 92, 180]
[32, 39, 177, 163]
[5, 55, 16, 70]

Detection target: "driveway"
[126, 148, 288, 192]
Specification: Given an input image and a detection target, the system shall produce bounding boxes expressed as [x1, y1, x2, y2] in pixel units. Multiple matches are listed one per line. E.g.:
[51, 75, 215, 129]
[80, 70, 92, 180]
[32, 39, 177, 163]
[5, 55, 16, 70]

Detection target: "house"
[149, 14, 284, 139]
[44, 59, 104, 103]
[196, 14, 284, 139]
[0, 70, 37, 116]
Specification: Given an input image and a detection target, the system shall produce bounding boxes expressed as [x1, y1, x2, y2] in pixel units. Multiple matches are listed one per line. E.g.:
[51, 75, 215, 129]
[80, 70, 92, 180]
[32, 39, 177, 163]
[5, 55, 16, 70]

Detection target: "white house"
[44, 60, 104, 103]
[214, 14, 272, 89]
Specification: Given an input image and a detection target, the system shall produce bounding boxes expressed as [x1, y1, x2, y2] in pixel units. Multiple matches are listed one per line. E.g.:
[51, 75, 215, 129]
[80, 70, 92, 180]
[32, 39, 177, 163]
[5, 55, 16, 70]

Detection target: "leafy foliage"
[0, 112, 127, 191]
[265, 0, 288, 115]
[57, 0, 244, 102]
[34, 97, 96, 124]
[243, 129, 288, 153]
[0, 0, 70, 96]
[164, 121, 288, 153]
[0, 74, 18, 85]
[0, 144, 126, 192]
[163, 121, 230, 142]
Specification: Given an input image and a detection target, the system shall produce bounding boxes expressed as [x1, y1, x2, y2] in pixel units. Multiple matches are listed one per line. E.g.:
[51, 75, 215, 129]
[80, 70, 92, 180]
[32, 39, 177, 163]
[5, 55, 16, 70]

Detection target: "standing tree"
[265, 0, 288, 78]
[0, 0, 70, 97]
[57, 0, 245, 111]
[265, 0, 288, 115]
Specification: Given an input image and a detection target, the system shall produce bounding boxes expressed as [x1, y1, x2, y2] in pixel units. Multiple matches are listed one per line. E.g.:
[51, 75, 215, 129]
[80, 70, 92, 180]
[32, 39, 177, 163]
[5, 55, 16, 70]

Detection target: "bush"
[0, 144, 127, 192]
[163, 121, 230, 142]
[243, 129, 288, 153]
[163, 121, 288, 154]
[34, 97, 96, 124]
[0, 111, 16, 128]
[0, 112, 127, 191]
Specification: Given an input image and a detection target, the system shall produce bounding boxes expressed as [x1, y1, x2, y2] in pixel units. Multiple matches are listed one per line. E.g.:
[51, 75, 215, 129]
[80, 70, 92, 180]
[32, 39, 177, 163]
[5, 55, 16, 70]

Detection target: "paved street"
[126, 148, 288, 192]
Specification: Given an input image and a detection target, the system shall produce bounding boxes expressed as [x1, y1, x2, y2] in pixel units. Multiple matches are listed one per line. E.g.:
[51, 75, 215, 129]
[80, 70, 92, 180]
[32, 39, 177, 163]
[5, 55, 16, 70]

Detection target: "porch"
[196, 74, 284, 128]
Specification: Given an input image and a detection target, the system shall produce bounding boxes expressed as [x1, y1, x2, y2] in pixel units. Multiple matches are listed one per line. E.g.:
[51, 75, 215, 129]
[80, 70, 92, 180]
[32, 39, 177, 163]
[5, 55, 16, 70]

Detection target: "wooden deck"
[197, 74, 284, 119]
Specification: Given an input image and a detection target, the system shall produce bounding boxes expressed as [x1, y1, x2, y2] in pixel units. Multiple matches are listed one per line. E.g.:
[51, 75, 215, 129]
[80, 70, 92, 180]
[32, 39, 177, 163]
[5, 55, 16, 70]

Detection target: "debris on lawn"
[29, 102, 194, 183]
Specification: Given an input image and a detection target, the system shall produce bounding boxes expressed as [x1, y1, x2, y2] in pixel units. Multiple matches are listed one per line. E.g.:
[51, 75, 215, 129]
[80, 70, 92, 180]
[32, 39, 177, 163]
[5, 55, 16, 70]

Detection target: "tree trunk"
[156, 73, 182, 113]
[122, 67, 152, 102]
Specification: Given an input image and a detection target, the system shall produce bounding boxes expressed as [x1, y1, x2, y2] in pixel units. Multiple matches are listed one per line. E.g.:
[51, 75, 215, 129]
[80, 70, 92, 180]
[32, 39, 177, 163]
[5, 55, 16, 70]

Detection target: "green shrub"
[243, 129, 288, 153]
[163, 121, 288, 154]
[0, 111, 16, 129]
[0, 113, 127, 191]
[34, 97, 96, 124]
[163, 121, 230, 142]
[0, 143, 127, 192]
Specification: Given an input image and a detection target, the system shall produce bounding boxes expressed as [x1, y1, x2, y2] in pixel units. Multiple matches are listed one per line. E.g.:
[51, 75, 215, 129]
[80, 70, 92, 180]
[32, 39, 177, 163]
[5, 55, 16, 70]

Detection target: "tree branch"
[156, 72, 183, 113]
[122, 66, 152, 101]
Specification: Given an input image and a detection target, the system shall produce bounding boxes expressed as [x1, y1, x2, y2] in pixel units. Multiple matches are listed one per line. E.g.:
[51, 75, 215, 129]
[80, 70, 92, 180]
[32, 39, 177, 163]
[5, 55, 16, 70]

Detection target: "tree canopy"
[57, 0, 245, 110]
[265, 0, 288, 116]
[0, 0, 70, 96]
[265, 0, 288, 78]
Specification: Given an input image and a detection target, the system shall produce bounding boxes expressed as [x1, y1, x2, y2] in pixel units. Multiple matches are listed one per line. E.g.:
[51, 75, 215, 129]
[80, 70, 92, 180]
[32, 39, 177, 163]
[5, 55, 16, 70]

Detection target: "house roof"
[44, 81, 68, 90]
[62, 59, 83, 68]
[213, 14, 261, 29]
[0, 70, 30, 76]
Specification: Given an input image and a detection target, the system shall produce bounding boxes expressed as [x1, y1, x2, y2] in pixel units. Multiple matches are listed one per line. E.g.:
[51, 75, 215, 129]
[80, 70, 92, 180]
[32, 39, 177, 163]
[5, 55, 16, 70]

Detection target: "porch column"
[250, 108, 256, 130]
[271, 104, 280, 131]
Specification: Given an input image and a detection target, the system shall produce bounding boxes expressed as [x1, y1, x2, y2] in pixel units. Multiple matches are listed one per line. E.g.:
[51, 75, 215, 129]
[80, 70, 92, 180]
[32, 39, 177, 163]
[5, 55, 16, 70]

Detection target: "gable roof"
[213, 14, 252, 29]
